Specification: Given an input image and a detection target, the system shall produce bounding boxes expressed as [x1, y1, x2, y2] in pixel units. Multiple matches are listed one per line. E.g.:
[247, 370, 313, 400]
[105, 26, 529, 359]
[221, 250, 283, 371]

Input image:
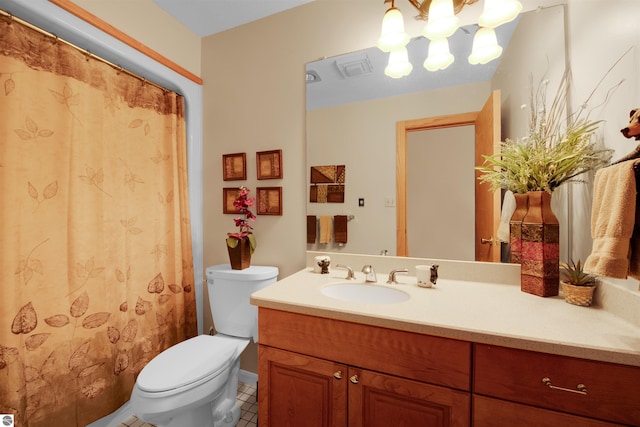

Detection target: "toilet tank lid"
[206, 265, 279, 281]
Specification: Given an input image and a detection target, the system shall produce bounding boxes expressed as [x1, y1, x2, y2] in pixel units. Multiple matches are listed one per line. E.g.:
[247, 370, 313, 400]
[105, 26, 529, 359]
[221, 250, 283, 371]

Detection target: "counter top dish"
[251, 253, 640, 367]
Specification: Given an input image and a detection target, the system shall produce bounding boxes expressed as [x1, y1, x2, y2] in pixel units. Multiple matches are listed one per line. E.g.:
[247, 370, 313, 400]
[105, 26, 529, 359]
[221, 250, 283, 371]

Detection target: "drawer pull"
[333, 371, 343, 380]
[542, 377, 587, 395]
[350, 374, 359, 384]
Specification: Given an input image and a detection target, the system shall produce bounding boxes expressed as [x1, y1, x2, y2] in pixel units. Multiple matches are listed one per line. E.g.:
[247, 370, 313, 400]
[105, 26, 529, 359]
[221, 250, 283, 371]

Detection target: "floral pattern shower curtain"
[0, 15, 197, 426]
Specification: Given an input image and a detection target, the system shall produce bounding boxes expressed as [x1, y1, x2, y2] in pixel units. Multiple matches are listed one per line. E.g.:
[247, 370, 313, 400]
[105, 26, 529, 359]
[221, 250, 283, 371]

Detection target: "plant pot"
[227, 237, 252, 270]
[520, 191, 560, 297]
[509, 193, 529, 264]
[561, 280, 596, 307]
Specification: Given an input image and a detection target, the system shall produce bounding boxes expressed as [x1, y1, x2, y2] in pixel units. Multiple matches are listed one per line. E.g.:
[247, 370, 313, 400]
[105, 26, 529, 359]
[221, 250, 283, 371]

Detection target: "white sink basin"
[321, 282, 410, 304]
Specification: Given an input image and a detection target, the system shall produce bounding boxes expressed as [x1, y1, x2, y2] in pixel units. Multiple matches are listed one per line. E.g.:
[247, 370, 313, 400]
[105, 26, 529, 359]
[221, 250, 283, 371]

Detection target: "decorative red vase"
[227, 237, 252, 270]
[509, 193, 529, 264]
[520, 191, 560, 297]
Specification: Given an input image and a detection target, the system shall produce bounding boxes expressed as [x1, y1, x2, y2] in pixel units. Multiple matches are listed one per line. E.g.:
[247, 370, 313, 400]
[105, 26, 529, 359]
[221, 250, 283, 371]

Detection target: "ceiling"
[152, 0, 314, 37]
[306, 18, 519, 110]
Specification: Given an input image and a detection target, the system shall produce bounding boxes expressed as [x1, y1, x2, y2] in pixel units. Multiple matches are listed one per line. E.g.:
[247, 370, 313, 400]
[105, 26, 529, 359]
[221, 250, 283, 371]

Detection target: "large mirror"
[306, 5, 568, 261]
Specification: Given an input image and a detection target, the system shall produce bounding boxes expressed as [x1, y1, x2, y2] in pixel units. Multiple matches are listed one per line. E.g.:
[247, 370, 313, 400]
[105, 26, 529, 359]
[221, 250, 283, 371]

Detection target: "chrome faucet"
[336, 264, 356, 280]
[386, 269, 408, 284]
[361, 265, 377, 283]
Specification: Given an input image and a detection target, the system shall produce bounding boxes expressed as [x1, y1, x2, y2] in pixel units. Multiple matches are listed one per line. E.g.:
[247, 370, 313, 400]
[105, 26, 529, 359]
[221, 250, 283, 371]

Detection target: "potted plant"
[226, 186, 256, 270]
[560, 259, 596, 306]
[476, 73, 611, 195]
[476, 72, 611, 297]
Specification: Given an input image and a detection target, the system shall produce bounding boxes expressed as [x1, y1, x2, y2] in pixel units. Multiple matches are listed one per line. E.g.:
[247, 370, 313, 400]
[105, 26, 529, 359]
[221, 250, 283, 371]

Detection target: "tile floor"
[116, 382, 258, 427]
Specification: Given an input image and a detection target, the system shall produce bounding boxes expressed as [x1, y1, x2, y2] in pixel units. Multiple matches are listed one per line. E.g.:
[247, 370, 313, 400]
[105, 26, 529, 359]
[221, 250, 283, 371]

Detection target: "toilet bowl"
[129, 265, 278, 427]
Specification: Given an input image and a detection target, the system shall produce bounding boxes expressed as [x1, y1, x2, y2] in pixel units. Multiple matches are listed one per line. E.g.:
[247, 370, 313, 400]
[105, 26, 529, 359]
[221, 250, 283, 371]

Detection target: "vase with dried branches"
[477, 71, 612, 296]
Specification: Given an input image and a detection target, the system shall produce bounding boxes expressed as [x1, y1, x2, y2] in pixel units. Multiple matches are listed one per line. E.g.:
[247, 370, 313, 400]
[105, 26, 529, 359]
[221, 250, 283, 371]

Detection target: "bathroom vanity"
[251, 253, 640, 427]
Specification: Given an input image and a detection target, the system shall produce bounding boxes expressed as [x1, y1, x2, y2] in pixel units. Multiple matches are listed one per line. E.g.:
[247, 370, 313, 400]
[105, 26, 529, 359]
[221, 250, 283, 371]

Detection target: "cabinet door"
[348, 368, 470, 427]
[259, 345, 347, 427]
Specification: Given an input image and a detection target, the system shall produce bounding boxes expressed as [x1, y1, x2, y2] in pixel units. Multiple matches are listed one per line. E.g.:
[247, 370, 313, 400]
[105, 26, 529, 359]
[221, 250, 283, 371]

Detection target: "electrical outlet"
[384, 197, 396, 207]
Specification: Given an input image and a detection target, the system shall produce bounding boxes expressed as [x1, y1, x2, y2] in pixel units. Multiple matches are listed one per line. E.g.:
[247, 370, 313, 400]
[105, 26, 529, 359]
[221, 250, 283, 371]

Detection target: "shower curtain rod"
[0, 8, 171, 93]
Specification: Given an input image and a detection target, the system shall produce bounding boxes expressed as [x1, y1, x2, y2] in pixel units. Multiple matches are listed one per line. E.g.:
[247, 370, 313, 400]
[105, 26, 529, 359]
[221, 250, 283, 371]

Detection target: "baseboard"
[238, 369, 258, 386]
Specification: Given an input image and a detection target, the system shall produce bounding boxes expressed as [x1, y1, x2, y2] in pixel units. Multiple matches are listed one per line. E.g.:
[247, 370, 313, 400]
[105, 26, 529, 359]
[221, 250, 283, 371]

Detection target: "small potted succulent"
[226, 186, 256, 270]
[560, 259, 596, 306]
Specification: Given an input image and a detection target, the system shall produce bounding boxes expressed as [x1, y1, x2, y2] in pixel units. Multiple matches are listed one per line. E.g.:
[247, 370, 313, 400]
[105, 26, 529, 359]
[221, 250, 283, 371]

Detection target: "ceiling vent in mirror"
[335, 54, 373, 79]
[306, 70, 321, 83]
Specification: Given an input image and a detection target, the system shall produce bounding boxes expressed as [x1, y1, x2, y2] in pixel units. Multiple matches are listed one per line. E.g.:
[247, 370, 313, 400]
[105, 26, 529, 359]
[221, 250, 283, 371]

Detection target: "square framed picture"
[222, 187, 240, 214]
[256, 149, 283, 180]
[256, 186, 282, 215]
[222, 152, 246, 181]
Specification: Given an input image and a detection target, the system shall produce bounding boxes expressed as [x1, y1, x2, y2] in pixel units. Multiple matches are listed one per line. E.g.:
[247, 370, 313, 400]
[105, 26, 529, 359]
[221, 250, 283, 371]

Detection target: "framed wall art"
[256, 149, 283, 180]
[222, 152, 246, 181]
[222, 187, 240, 214]
[256, 186, 282, 215]
[309, 164, 346, 203]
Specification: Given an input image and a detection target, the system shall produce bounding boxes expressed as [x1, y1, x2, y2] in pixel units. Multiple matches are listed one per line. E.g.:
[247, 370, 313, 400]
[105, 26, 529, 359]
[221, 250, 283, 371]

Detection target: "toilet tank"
[206, 264, 278, 340]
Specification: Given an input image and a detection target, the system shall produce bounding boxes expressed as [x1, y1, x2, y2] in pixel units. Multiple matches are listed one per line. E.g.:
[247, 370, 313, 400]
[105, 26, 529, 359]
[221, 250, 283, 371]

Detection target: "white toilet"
[129, 264, 278, 427]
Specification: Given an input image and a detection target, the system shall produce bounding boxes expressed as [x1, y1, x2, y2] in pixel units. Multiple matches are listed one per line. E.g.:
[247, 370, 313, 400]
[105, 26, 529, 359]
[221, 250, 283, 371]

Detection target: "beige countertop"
[250, 252, 640, 367]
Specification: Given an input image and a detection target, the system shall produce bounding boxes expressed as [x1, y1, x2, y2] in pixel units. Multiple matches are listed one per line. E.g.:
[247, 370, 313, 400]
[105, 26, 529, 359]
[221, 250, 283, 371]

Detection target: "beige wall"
[73, 0, 201, 76]
[201, 0, 393, 373]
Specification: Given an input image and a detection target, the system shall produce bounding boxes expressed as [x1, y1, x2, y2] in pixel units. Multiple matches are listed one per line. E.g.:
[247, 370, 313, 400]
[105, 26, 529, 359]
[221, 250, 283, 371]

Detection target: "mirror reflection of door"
[407, 125, 475, 260]
[397, 91, 501, 262]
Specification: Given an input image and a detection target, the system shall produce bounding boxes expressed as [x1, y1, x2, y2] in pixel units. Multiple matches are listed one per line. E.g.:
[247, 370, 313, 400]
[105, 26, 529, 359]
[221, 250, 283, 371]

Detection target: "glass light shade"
[377, 7, 410, 52]
[468, 27, 503, 65]
[423, 0, 460, 40]
[423, 38, 454, 71]
[478, 0, 522, 28]
[384, 47, 413, 78]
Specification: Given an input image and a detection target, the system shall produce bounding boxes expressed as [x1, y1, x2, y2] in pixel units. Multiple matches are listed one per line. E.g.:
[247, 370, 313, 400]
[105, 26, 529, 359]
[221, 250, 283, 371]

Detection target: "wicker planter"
[561, 280, 596, 307]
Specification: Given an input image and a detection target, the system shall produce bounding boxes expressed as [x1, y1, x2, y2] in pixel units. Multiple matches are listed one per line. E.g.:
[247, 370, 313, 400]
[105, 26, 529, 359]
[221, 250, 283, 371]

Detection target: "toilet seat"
[136, 335, 241, 393]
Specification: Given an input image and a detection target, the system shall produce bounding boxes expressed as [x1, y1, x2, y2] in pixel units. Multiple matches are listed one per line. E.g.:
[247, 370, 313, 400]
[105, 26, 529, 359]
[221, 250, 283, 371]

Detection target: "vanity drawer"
[259, 308, 472, 390]
[473, 395, 622, 427]
[473, 344, 640, 426]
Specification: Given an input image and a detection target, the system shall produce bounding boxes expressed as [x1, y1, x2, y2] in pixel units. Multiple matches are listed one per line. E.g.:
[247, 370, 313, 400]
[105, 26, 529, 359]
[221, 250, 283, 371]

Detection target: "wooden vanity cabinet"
[257, 308, 640, 426]
[473, 344, 640, 426]
[258, 308, 472, 427]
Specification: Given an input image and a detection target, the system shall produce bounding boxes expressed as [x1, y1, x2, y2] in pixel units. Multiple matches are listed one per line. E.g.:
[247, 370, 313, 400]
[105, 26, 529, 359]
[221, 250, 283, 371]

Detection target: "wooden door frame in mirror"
[396, 91, 501, 261]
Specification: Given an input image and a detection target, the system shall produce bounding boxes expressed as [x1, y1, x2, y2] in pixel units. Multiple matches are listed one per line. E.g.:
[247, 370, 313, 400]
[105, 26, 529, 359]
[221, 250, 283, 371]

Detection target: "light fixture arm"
[383, 0, 479, 20]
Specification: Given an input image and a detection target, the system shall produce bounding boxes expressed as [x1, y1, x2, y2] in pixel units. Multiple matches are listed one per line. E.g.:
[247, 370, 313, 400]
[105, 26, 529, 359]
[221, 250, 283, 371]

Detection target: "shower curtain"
[0, 15, 197, 426]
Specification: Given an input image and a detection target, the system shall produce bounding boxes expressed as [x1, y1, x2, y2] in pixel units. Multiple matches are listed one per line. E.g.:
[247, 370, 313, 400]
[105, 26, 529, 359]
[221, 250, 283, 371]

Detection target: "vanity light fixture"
[377, 0, 522, 77]
[478, 0, 523, 28]
[422, 0, 460, 40]
[377, 0, 410, 52]
[468, 26, 503, 64]
[384, 46, 413, 78]
[423, 38, 454, 71]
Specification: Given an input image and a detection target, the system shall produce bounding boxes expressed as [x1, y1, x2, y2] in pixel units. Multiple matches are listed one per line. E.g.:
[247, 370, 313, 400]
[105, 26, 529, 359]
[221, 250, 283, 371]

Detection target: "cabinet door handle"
[542, 377, 587, 395]
[481, 237, 494, 245]
[349, 374, 359, 384]
[333, 371, 342, 380]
